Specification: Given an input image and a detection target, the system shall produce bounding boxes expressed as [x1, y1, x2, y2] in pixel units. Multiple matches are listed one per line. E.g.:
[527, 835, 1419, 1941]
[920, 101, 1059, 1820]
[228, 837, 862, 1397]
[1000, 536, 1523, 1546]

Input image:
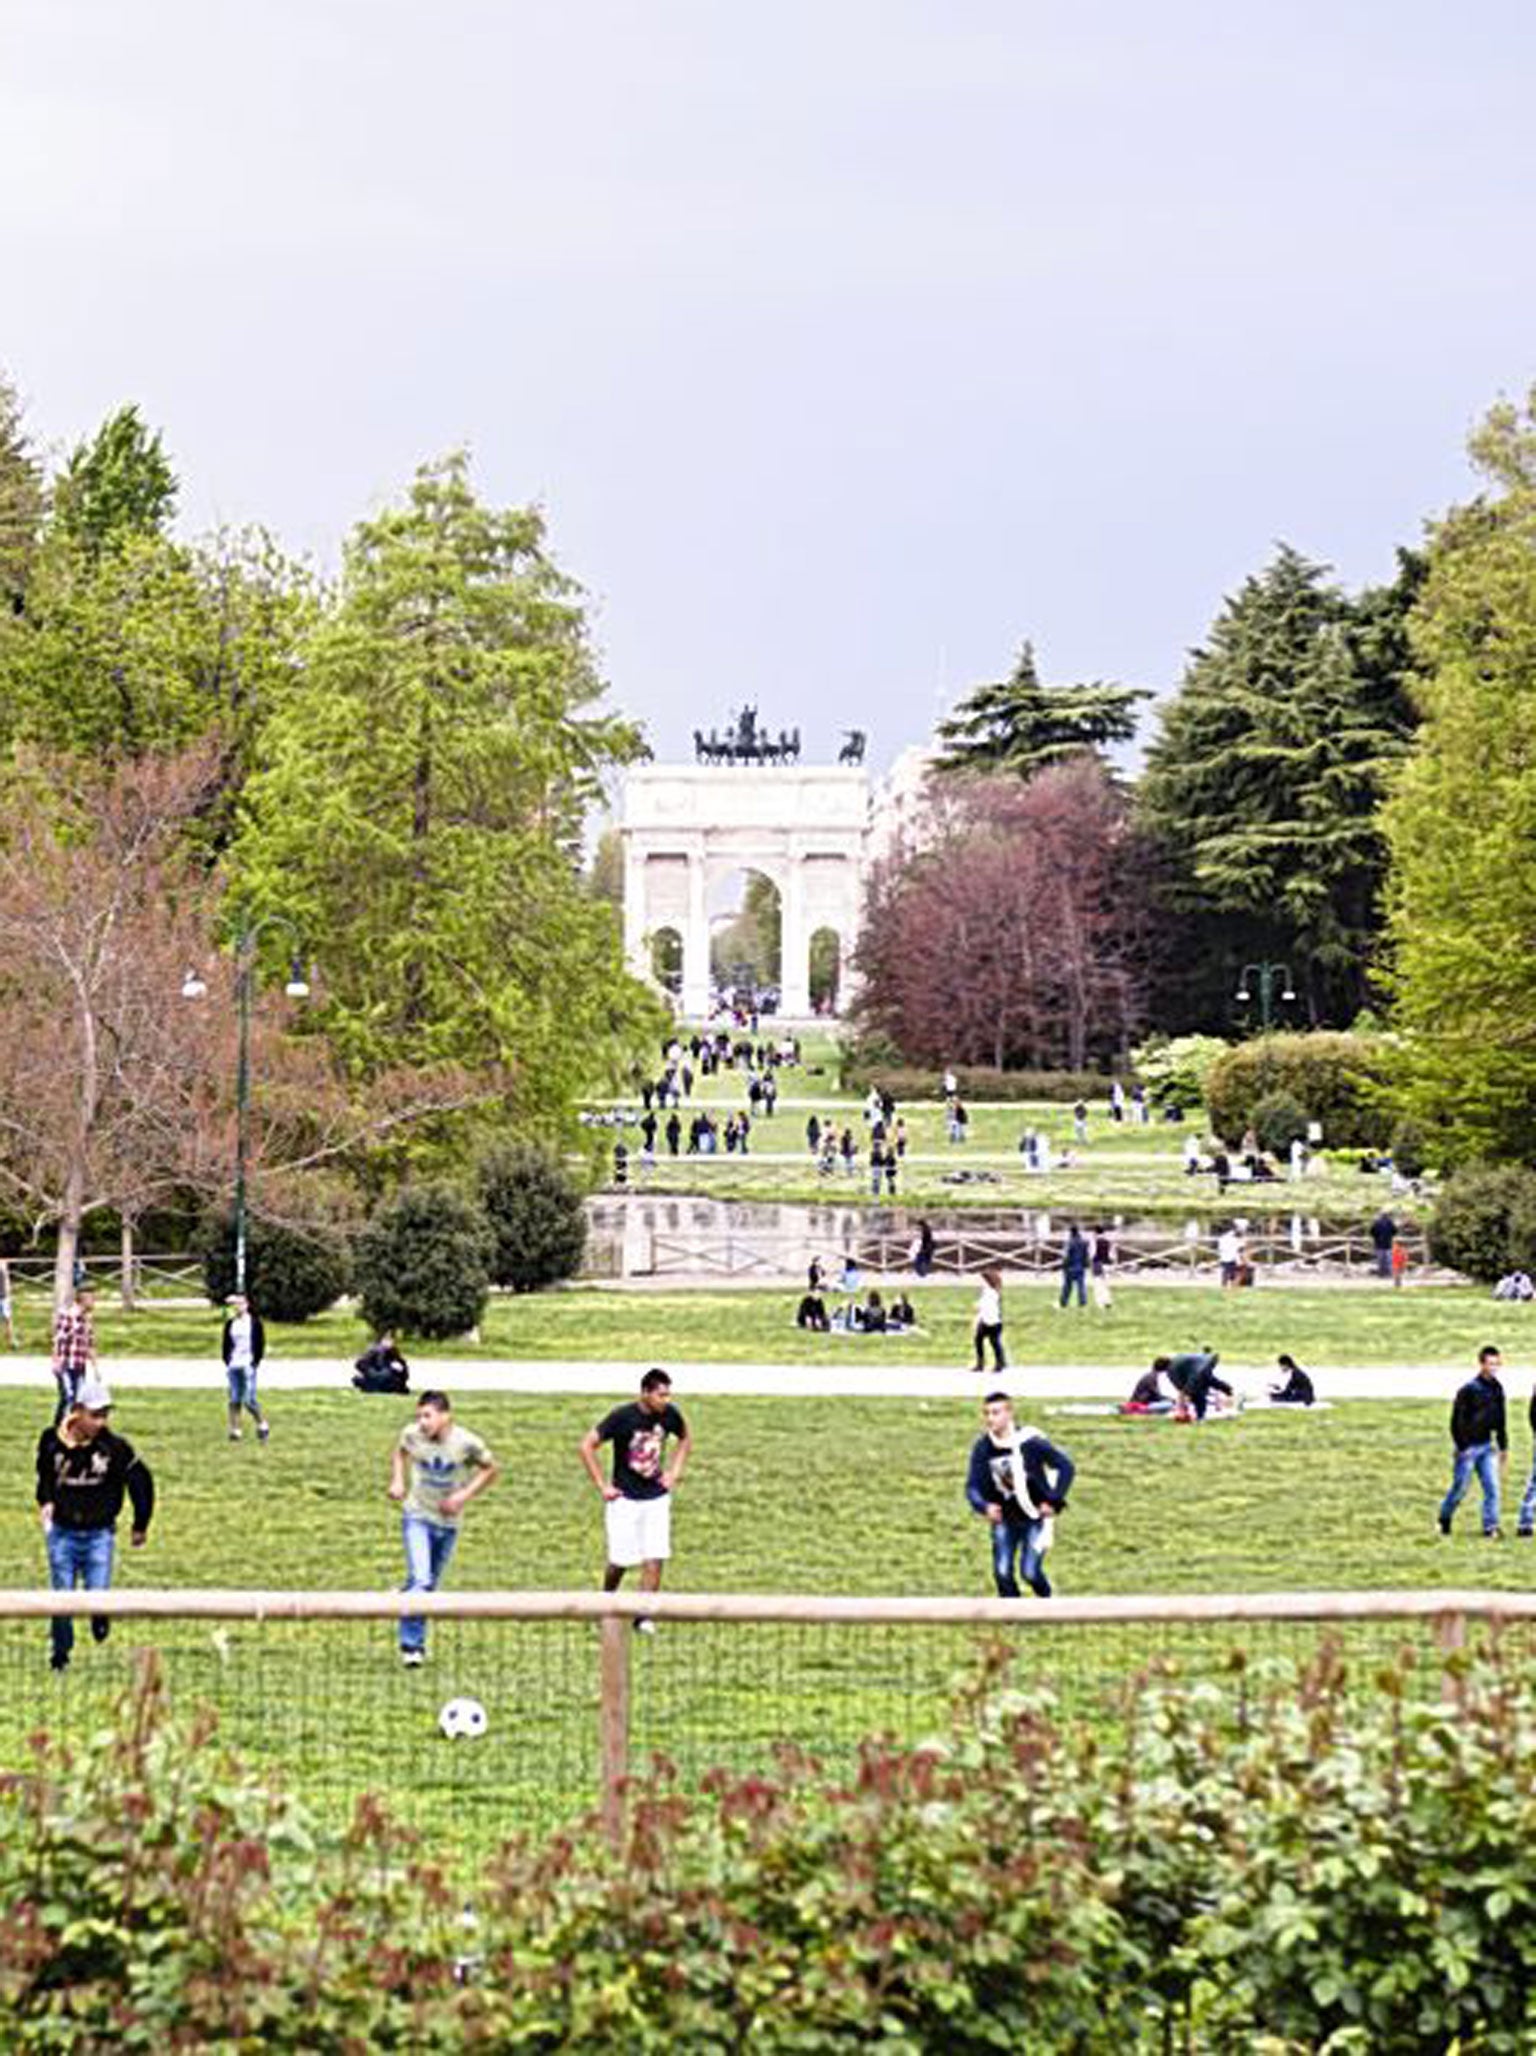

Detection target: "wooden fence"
[2, 1586, 1516, 1844]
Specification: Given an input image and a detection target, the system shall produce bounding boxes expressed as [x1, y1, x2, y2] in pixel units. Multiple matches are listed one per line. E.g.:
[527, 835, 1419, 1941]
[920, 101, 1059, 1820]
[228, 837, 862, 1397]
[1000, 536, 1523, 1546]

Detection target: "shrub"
[200, 1213, 352, 1322]
[1248, 1089, 1310, 1157]
[1427, 1164, 1536, 1283]
[1129, 1033, 1230, 1112]
[1203, 1030, 1395, 1148]
[476, 1141, 588, 1292]
[837, 1061, 1112, 1104]
[353, 1182, 493, 1339]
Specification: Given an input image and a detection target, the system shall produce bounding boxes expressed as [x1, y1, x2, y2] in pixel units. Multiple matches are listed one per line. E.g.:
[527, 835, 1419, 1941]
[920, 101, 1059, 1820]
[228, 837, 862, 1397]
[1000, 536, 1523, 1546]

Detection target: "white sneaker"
[634, 1618, 658, 1636]
[401, 1649, 425, 1668]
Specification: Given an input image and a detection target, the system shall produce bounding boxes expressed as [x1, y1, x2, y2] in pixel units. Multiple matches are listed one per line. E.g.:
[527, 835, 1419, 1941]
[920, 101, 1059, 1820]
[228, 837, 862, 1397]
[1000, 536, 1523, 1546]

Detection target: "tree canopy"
[1136, 546, 1420, 1031]
[1381, 389, 1536, 1163]
[934, 641, 1146, 779]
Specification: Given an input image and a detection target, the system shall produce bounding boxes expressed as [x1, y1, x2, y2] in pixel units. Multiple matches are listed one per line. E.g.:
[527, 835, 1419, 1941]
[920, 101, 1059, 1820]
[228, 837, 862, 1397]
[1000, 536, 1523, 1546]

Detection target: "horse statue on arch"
[838, 729, 866, 766]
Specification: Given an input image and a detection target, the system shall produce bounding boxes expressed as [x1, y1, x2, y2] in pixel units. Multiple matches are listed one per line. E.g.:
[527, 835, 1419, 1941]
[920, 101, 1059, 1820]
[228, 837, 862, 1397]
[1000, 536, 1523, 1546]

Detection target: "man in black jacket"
[35, 1377, 154, 1671]
[965, 1392, 1075, 1599]
[1439, 1345, 1507, 1539]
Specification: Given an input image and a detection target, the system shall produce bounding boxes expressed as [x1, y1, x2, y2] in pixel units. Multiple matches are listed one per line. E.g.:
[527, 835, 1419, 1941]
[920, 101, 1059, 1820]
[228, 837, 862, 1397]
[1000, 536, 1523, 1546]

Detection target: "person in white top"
[972, 1265, 1005, 1373]
[1216, 1225, 1245, 1288]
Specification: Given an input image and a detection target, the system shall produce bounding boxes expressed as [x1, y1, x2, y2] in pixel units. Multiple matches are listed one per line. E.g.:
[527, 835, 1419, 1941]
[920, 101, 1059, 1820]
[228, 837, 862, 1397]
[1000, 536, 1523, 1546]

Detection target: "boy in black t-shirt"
[578, 1368, 692, 1629]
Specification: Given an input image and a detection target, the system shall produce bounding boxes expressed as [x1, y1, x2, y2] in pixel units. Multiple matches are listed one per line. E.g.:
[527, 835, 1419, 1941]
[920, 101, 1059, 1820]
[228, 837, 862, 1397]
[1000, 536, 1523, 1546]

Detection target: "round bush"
[1204, 1031, 1395, 1149]
[475, 1142, 587, 1293]
[1427, 1166, 1536, 1284]
[1130, 1033, 1230, 1113]
[1249, 1090, 1310, 1157]
[353, 1183, 493, 1340]
[200, 1213, 352, 1323]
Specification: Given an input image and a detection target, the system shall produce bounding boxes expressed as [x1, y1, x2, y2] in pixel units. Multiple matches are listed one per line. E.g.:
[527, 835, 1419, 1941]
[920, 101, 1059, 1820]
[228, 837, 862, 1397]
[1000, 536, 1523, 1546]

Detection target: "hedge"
[476, 1141, 588, 1292]
[1429, 1164, 1536, 1284]
[199, 1213, 353, 1323]
[839, 1062, 1114, 1105]
[11, 1642, 1536, 2049]
[1203, 1031, 1397, 1149]
[353, 1182, 493, 1339]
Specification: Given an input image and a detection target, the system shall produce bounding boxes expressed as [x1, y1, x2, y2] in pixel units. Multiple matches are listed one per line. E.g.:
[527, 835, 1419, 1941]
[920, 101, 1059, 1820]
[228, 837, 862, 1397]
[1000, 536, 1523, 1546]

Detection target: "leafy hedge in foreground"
[8, 1642, 1536, 2049]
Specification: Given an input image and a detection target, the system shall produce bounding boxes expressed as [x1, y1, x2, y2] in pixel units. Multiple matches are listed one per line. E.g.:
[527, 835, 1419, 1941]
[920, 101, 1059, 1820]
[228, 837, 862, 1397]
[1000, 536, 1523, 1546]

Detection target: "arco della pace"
[620, 719, 928, 1019]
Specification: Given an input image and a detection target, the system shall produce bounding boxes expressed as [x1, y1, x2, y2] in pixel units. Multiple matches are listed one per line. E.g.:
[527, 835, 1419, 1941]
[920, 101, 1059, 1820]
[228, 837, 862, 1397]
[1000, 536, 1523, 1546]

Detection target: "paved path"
[0, 1355, 1465, 1401]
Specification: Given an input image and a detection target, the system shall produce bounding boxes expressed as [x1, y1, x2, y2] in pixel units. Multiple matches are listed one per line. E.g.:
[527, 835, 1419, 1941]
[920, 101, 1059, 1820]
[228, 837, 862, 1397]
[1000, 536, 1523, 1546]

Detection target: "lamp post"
[182, 917, 309, 1298]
[1234, 962, 1296, 1033]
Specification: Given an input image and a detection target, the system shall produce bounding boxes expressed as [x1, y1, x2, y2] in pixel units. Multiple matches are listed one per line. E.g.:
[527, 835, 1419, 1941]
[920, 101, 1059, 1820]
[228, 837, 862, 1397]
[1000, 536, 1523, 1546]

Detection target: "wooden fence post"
[599, 1614, 631, 1848]
[1435, 1609, 1467, 1702]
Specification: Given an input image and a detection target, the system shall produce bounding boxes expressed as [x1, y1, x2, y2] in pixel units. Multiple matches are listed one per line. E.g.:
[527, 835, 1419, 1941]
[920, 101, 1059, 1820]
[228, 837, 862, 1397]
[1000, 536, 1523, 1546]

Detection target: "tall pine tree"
[0, 370, 44, 613]
[1137, 546, 1419, 1030]
[935, 642, 1146, 778]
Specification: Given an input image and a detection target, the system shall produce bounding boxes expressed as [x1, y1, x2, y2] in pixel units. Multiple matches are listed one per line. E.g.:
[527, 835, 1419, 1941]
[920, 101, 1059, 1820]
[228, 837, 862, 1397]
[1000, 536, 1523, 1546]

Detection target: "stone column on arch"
[681, 845, 711, 1019]
[622, 838, 649, 983]
[781, 850, 811, 1018]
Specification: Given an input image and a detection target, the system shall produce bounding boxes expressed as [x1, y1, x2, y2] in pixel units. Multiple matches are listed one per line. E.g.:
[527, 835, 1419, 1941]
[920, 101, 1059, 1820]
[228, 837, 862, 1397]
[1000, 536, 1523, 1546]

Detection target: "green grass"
[10, 1276, 1525, 1368]
[1, 1384, 1528, 1854]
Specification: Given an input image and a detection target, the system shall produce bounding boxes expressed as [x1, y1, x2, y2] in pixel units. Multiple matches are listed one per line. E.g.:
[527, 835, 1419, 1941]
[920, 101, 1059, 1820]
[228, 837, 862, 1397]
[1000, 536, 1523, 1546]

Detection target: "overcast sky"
[4, 0, 1534, 770]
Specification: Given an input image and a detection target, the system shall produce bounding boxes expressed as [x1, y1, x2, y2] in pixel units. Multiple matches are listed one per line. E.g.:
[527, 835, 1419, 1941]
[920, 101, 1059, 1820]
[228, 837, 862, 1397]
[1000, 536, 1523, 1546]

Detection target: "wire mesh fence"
[1, 1590, 1531, 1857]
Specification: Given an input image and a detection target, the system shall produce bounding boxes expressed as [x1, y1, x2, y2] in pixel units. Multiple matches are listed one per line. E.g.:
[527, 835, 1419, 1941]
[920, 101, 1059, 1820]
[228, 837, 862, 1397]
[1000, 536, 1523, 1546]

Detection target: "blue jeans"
[1060, 1271, 1087, 1308]
[401, 1513, 458, 1654]
[990, 1516, 1050, 1599]
[226, 1363, 261, 1416]
[46, 1524, 115, 1664]
[1441, 1441, 1501, 1534]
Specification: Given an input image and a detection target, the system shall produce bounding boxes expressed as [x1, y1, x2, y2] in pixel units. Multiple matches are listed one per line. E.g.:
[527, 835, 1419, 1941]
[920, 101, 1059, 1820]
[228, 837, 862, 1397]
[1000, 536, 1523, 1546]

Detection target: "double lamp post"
[183, 916, 310, 1299]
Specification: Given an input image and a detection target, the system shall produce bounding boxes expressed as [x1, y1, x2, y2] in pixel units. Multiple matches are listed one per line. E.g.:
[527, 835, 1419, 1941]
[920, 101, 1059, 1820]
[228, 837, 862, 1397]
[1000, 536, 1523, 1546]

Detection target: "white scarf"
[1006, 1424, 1055, 1552]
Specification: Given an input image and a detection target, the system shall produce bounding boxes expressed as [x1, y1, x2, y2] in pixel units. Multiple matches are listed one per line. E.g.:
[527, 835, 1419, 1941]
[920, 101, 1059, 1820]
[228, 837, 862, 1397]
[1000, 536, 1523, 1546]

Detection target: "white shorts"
[604, 1493, 672, 1568]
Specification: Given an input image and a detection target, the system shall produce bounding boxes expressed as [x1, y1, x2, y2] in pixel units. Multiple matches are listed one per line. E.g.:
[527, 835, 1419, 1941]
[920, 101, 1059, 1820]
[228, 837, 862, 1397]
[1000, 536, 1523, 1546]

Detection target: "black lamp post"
[183, 917, 309, 1297]
[1234, 962, 1296, 1033]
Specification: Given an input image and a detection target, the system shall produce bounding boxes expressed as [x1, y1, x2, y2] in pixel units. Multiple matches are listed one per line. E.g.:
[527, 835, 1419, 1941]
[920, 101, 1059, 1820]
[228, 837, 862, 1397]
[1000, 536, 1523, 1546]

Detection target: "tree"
[935, 641, 1146, 778]
[476, 1140, 588, 1291]
[229, 454, 663, 1127]
[0, 369, 44, 613]
[711, 872, 780, 990]
[852, 758, 1145, 1069]
[52, 403, 177, 557]
[0, 520, 313, 781]
[1381, 389, 1536, 1162]
[0, 750, 229, 1301]
[1137, 546, 1420, 1030]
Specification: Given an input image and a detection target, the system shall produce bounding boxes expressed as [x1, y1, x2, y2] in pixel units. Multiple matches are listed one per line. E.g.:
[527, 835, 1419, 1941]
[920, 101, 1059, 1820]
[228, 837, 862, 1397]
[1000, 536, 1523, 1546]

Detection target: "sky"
[4, 0, 1535, 773]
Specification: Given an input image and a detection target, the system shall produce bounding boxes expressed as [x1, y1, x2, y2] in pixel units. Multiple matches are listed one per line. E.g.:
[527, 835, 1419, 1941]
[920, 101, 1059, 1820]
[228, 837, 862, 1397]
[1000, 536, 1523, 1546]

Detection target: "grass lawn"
[15, 1277, 1530, 1370]
[2, 1384, 1530, 1858]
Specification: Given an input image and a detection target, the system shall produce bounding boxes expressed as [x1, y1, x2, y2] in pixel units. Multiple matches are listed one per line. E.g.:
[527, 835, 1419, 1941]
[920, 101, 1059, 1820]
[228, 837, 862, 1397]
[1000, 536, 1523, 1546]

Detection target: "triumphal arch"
[621, 713, 871, 1018]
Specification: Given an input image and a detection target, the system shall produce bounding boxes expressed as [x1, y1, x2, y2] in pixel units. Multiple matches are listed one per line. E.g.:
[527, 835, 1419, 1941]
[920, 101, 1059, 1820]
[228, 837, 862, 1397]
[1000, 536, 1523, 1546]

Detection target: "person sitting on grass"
[1120, 1364, 1178, 1414]
[795, 1290, 830, 1332]
[887, 1292, 917, 1329]
[354, 1334, 411, 1394]
[860, 1289, 888, 1332]
[1268, 1353, 1316, 1406]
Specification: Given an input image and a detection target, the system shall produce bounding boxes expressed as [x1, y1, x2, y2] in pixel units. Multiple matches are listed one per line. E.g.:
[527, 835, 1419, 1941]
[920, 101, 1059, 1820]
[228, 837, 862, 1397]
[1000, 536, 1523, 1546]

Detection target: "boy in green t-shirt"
[387, 1390, 500, 1667]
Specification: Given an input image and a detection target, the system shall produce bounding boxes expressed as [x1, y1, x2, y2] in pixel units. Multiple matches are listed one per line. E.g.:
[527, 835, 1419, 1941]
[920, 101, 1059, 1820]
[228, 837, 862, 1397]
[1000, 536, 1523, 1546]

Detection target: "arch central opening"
[708, 867, 782, 1012]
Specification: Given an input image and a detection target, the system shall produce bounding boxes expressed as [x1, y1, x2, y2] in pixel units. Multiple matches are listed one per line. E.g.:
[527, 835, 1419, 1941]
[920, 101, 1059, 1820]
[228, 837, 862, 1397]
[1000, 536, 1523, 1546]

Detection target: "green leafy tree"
[1138, 546, 1419, 1029]
[1382, 390, 1536, 1163]
[0, 369, 44, 612]
[935, 640, 1146, 778]
[230, 455, 661, 1125]
[710, 871, 781, 989]
[52, 403, 177, 556]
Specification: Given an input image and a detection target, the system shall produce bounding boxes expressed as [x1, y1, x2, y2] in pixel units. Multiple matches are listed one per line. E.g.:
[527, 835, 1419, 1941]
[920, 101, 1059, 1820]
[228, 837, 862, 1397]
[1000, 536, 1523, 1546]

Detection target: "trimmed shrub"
[476, 1141, 588, 1292]
[1129, 1033, 1230, 1112]
[353, 1183, 493, 1339]
[838, 1061, 1112, 1104]
[200, 1213, 352, 1322]
[1249, 1089, 1310, 1157]
[1427, 1164, 1536, 1283]
[1203, 1031, 1395, 1148]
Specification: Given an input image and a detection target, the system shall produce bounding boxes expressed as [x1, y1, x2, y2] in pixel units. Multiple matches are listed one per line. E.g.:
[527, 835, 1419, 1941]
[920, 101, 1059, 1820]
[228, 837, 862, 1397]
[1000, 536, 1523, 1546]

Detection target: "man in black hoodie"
[35, 1376, 154, 1671]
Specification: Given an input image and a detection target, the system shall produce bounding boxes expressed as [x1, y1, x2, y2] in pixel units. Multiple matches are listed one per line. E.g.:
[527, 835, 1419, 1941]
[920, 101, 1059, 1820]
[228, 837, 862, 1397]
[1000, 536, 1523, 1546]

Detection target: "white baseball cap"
[73, 1376, 113, 1412]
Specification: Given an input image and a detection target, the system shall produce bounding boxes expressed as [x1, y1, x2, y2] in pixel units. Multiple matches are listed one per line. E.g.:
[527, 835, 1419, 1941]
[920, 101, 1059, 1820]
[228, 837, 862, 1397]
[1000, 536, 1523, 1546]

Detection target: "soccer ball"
[438, 1695, 488, 1741]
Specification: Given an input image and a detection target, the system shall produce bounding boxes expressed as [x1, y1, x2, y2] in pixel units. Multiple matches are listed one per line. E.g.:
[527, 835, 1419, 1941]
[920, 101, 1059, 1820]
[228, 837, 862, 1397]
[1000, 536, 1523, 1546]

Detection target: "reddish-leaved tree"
[853, 758, 1148, 1070]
